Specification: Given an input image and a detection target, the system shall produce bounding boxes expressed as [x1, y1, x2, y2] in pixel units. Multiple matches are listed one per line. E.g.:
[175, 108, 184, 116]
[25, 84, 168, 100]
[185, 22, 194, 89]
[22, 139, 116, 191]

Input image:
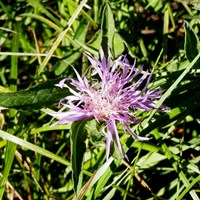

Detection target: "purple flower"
[47, 49, 164, 160]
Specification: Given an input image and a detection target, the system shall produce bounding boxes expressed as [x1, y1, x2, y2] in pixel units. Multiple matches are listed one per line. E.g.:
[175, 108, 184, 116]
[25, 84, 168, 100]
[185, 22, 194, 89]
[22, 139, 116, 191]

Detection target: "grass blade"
[37, 0, 88, 75]
[0, 130, 70, 167]
[0, 22, 20, 199]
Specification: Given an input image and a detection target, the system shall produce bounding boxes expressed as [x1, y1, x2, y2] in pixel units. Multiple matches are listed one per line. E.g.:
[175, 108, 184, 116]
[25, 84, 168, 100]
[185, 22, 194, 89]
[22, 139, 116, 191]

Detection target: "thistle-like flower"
[48, 49, 164, 160]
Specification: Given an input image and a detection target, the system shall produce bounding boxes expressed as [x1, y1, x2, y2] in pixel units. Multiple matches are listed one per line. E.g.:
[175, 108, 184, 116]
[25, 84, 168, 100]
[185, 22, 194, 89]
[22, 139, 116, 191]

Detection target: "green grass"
[0, 0, 200, 199]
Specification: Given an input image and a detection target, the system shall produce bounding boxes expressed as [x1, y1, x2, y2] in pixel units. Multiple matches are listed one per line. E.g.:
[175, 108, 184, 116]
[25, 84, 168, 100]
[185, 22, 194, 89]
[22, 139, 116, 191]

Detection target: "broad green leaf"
[184, 21, 200, 67]
[113, 33, 125, 57]
[86, 119, 103, 143]
[74, 20, 89, 45]
[101, 3, 115, 55]
[71, 120, 87, 195]
[54, 50, 82, 76]
[100, 5, 127, 58]
[0, 78, 69, 110]
[87, 30, 102, 51]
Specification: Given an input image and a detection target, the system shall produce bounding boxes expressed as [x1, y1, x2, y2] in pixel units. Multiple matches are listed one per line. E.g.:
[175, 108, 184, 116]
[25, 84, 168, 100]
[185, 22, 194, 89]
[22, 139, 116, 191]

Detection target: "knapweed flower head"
[48, 49, 164, 160]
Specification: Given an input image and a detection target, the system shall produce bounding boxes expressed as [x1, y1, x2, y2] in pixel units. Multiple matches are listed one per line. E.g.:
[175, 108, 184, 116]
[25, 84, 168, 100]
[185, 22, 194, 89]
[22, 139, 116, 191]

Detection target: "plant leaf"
[54, 20, 89, 76]
[0, 78, 69, 110]
[101, 3, 115, 54]
[184, 20, 200, 67]
[0, 129, 71, 166]
[71, 120, 87, 195]
[113, 33, 125, 57]
[76, 157, 114, 200]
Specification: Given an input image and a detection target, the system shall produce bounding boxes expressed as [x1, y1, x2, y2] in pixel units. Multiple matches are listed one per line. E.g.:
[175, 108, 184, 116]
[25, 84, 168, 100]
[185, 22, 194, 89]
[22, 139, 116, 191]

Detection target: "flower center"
[84, 83, 126, 121]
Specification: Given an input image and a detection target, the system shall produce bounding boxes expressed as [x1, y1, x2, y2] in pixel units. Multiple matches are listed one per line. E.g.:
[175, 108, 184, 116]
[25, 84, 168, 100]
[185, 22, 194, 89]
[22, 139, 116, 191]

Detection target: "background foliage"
[0, 0, 200, 199]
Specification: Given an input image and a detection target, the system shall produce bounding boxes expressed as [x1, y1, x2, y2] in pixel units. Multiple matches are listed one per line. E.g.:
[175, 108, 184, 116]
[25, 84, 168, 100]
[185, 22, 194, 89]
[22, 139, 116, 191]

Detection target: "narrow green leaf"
[31, 124, 71, 135]
[71, 120, 87, 195]
[65, 0, 97, 29]
[76, 157, 114, 200]
[133, 53, 200, 200]
[0, 129, 71, 167]
[0, 142, 17, 199]
[153, 130, 199, 200]
[20, 13, 62, 31]
[67, 1, 79, 31]
[177, 174, 200, 200]
[54, 20, 88, 76]
[27, 0, 64, 28]
[0, 1, 14, 20]
[140, 52, 200, 130]
[86, 164, 114, 200]
[0, 78, 69, 110]
[37, 0, 88, 75]
[146, 0, 163, 12]
[10, 23, 20, 92]
[184, 21, 200, 67]
[0, 22, 20, 199]
[132, 141, 160, 153]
